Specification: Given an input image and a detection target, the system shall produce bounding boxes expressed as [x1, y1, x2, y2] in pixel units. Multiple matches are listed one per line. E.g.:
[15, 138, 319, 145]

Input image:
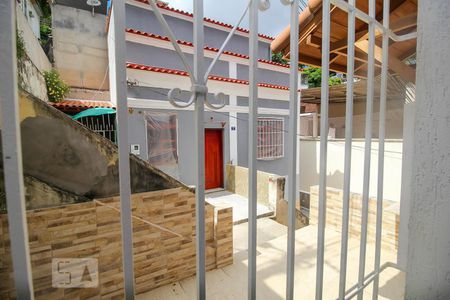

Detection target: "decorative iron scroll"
[146, 0, 271, 111]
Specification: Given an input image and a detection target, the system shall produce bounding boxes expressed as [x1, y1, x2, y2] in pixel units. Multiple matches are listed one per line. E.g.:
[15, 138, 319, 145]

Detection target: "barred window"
[257, 117, 284, 160]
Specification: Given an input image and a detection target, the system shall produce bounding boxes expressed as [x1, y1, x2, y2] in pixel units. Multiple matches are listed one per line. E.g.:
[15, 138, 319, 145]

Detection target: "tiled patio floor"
[137, 218, 404, 300]
[205, 190, 273, 224]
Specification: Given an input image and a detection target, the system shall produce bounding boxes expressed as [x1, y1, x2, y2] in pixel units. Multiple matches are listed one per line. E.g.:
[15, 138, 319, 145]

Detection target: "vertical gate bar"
[286, 0, 300, 299]
[193, 0, 206, 299]
[338, 0, 356, 298]
[248, 0, 259, 298]
[0, 2, 34, 298]
[112, 2, 135, 298]
[372, 0, 390, 298]
[357, 0, 376, 299]
[315, 0, 331, 299]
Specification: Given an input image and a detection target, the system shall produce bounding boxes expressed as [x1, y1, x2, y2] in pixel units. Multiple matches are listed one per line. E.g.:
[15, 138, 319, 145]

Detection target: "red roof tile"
[133, 0, 275, 41]
[51, 100, 115, 109]
[126, 63, 300, 91]
[126, 28, 303, 71]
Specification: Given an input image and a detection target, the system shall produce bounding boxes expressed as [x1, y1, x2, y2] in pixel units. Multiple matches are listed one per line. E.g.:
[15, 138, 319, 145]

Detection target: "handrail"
[94, 199, 215, 249]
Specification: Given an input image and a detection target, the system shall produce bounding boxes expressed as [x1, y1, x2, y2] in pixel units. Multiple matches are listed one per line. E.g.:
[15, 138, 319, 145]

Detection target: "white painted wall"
[298, 139, 403, 203]
[328, 101, 404, 139]
[52, 5, 109, 90]
[406, 1, 450, 298]
[16, 3, 51, 73]
[127, 68, 293, 101]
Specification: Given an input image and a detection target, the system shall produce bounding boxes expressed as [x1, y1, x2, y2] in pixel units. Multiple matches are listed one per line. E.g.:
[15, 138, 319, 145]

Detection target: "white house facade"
[107, 0, 308, 188]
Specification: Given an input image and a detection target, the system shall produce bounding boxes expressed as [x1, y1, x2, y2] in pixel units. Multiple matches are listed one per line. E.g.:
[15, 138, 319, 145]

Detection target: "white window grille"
[77, 114, 117, 143]
[257, 117, 284, 160]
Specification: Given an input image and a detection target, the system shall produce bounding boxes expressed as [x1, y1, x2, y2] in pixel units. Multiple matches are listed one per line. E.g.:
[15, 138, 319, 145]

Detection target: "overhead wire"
[127, 80, 405, 158]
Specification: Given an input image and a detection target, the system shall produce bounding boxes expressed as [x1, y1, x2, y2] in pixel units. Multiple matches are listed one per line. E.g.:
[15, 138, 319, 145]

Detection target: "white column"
[338, 0, 356, 297]
[0, 2, 34, 298]
[397, 84, 415, 270]
[111, 3, 135, 298]
[248, 0, 259, 298]
[296, 109, 301, 175]
[406, 1, 450, 299]
[229, 62, 238, 165]
[312, 112, 318, 137]
[193, 1, 206, 299]
[286, 0, 300, 298]
[316, 0, 331, 298]
[357, 1, 376, 298]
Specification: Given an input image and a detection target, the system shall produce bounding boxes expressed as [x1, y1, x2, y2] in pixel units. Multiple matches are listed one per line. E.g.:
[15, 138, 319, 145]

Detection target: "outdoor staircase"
[0, 90, 187, 210]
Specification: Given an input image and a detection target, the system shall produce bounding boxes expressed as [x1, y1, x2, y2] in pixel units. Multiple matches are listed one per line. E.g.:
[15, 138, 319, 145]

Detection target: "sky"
[164, 0, 293, 37]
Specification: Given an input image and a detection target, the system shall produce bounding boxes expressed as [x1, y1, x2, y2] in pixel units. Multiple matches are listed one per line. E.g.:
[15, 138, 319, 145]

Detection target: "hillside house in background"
[107, 0, 308, 188]
[43, 1, 117, 142]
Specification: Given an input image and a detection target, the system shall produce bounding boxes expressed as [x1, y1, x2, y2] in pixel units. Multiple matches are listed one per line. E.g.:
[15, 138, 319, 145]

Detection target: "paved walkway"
[205, 190, 273, 224]
[137, 219, 404, 300]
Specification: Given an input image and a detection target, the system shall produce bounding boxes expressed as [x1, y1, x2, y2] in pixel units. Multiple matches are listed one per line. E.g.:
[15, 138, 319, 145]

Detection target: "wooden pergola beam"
[330, 30, 368, 53]
[335, 49, 383, 67]
[329, 53, 340, 64]
[329, 0, 414, 53]
[398, 45, 417, 61]
[355, 39, 416, 83]
[282, 5, 339, 57]
[298, 54, 348, 74]
[306, 34, 322, 48]
[390, 12, 417, 32]
[330, 12, 417, 55]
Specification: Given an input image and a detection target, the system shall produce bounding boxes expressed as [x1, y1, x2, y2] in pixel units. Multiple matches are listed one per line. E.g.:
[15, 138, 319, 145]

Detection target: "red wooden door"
[205, 129, 223, 190]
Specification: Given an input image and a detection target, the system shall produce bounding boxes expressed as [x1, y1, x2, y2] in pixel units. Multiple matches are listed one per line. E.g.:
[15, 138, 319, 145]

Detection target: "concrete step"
[205, 190, 274, 224]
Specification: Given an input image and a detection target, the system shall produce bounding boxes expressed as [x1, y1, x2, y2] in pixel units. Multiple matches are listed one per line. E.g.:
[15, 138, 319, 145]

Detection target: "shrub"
[40, 22, 52, 45]
[38, 0, 52, 46]
[43, 70, 70, 102]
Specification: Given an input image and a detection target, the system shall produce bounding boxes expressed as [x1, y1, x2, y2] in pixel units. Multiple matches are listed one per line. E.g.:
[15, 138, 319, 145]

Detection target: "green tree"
[271, 52, 288, 65]
[328, 76, 342, 86]
[303, 67, 322, 87]
[303, 66, 342, 87]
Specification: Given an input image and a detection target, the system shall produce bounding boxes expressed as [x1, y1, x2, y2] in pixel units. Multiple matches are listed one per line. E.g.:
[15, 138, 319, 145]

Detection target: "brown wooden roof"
[271, 0, 417, 83]
[300, 73, 413, 104]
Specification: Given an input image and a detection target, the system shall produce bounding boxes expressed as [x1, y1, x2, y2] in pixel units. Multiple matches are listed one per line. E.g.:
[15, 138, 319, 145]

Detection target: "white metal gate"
[0, 0, 417, 299]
